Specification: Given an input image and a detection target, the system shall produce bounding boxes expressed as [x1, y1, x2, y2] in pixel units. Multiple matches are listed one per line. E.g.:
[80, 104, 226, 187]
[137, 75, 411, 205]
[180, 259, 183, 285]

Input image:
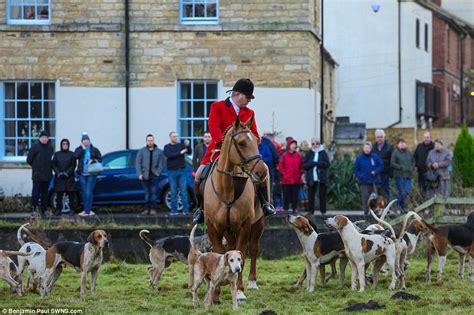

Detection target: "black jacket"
[414, 141, 435, 173]
[26, 142, 53, 181]
[372, 141, 394, 176]
[193, 143, 208, 171]
[302, 149, 330, 184]
[53, 146, 77, 192]
[163, 142, 192, 170]
[73, 145, 102, 175]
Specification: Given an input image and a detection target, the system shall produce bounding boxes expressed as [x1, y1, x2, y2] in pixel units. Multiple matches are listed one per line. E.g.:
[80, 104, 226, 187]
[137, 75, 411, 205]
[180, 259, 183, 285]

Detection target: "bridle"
[216, 128, 264, 183]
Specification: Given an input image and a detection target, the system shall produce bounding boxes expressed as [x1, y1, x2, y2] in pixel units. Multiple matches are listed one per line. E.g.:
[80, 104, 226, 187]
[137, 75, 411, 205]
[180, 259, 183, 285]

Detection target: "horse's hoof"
[237, 290, 247, 304]
[247, 280, 259, 290]
[212, 300, 221, 305]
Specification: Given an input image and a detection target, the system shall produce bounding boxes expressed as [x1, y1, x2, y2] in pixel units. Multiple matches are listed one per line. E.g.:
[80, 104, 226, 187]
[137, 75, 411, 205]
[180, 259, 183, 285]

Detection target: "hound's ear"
[244, 114, 254, 128]
[234, 116, 241, 129]
[87, 231, 97, 245]
[224, 252, 230, 267]
[304, 225, 312, 235]
[238, 251, 245, 265]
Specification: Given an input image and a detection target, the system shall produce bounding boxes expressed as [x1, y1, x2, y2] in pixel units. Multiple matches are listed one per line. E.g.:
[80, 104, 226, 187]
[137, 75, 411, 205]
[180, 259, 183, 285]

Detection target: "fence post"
[433, 195, 445, 223]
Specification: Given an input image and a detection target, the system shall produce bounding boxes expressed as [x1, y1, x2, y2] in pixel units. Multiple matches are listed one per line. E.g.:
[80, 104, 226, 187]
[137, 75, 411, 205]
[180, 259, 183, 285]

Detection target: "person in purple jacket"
[354, 142, 384, 215]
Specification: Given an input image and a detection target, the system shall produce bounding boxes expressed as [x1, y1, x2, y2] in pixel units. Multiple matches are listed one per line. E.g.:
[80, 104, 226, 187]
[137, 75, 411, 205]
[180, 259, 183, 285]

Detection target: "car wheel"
[163, 188, 192, 212]
[50, 192, 75, 214]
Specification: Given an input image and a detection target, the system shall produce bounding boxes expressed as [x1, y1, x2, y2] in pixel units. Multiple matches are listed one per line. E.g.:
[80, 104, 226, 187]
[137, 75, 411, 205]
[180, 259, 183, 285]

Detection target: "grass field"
[1, 255, 473, 314]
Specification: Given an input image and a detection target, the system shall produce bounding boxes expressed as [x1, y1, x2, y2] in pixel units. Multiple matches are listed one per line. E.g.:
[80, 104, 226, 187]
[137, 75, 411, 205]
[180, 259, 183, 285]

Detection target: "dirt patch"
[343, 300, 385, 312]
[391, 291, 421, 301]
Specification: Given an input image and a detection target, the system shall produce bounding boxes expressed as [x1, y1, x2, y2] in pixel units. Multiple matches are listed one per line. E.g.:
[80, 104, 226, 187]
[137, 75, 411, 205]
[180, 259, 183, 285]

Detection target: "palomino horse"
[204, 115, 267, 303]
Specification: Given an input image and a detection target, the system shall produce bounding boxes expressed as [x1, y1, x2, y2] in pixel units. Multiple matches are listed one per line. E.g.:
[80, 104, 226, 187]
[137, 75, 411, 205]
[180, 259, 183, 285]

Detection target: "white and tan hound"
[0, 250, 32, 296]
[325, 215, 400, 292]
[288, 214, 348, 291]
[188, 225, 243, 310]
[424, 212, 474, 283]
[39, 230, 109, 298]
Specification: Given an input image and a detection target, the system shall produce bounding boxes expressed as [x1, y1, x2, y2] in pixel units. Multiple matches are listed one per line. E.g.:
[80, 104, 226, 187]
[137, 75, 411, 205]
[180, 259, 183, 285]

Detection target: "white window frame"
[177, 80, 219, 150]
[6, 0, 51, 25]
[179, 0, 219, 25]
[0, 81, 56, 162]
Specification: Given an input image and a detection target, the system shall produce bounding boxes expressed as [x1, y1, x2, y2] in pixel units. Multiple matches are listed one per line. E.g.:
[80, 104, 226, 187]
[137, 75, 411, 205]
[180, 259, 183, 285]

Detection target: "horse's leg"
[248, 217, 265, 290]
[235, 218, 252, 303]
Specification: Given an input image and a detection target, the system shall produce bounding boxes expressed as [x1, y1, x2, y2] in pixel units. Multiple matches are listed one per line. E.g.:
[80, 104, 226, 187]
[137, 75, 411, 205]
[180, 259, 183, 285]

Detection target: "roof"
[415, 0, 473, 35]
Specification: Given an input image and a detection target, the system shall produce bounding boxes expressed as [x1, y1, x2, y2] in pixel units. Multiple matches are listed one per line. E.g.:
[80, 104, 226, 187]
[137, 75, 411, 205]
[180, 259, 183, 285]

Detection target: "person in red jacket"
[278, 138, 304, 212]
[193, 78, 276, 225]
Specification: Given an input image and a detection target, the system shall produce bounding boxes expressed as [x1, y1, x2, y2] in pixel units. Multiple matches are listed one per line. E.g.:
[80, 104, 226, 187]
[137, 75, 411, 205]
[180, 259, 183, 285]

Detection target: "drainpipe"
[460, 34, 465, 124]
[387, 0, 402, 128]
[125, 0, 130, 149]
[320, 0, 325, 143]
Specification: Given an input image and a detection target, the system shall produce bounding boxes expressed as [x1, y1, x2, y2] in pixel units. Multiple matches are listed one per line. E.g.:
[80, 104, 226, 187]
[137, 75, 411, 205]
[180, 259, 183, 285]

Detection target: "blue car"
[49, 149, 195, 213]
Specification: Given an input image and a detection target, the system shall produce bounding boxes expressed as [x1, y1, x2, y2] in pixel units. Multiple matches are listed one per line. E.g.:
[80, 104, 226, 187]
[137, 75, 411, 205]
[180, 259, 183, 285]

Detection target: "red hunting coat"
[201, 97, 260, 164]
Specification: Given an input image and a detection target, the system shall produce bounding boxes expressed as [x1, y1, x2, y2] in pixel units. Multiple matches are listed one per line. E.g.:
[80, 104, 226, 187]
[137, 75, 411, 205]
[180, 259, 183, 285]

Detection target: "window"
[447, 27, 450, 63]
[7, 0, 51, 25]
[1, 81, 56, 160]
[180, 0, 218, 24]
[178, 81, 218, 149]
[416, 19, 420, 49]
[424, 23, 428, 52]
[102, 152, 131, 169]
[416, 81, 440, 120]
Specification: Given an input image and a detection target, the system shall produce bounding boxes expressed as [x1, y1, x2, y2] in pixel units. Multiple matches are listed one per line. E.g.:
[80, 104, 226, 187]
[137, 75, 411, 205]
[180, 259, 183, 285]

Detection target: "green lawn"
[1, 256, 472, 314]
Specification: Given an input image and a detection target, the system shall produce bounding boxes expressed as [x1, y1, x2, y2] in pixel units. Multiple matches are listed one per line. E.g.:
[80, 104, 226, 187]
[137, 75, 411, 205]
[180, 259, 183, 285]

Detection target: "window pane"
[206, 83, 217, 99]
[207, 4, 217, 17]
[5, 139, 16, 156]
[5, 102, 15, 118]
[44, 101, 55, 118]
[44, 120, 55, 137]
[194, 120, 205, 137]
[38, 0, 49, 4]
[195, 4, 205, 17]
[31, 120, 43, 137]
[17, 139, 29, 156]
[5, 121, 15, 137]
[180, 120, 192, 137]
[104, 155, 129, 169]
[193, 101, 205, 118]
[17, 102, 28, 119]
[24, 6, 35, 20]
[207, 101, 213, 116]
[5, 83, 15, 99]
[180, 101, 191, 118]
[17, 83, 28, 99]
[31, 101, 42, 118]
[180, 82, 191, 99]
[9, 5, 22, 19]
[194, 83, 205, 99]
[38, 6, 49, 19]
[31, 82, 42, 99]
[17, 120, 29, 138]
[417, 85, 425, 114]
[44, 83, 55, 100]
[184, 4, 193, 18]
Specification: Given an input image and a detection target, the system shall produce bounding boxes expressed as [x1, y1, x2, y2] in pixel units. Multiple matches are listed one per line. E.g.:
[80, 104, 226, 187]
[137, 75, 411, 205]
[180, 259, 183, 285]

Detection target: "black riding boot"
[192, 182, 204, 225]
[258, 186, 276, 217]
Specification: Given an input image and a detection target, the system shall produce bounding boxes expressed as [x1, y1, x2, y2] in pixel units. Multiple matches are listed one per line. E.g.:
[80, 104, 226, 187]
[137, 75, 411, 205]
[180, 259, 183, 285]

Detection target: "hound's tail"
[380, 199, 398, 221]
[421, 220, 438, 233]
[1, 250, 33, 257]
[188, 224, 201, 266]
[369, 209, 396, 239]
[139, 230, 154, 248]
[397, 211, 423, 240]
[17, 223, 50, 249]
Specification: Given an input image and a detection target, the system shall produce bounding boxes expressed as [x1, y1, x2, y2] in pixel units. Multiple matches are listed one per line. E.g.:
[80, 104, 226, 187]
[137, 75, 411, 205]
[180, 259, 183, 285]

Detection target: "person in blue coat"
[354, 142, 384, 215]
[258, 132, 279, 197]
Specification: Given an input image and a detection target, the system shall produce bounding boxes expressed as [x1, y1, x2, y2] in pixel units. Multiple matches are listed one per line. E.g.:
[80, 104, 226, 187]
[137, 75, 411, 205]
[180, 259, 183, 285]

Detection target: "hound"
[0, 250, 32, 296]
[325, 215, 400, 292]
[424, 212, 474, 283]
[139, 229, 212, 290]
[188, 225, 243, 311]
[39, 230, 109, 298]
[16, 223, 50, 292]
[288, 214, 348, 291]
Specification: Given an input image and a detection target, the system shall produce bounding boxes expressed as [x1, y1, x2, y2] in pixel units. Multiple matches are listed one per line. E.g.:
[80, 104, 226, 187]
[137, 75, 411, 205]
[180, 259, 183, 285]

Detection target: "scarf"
[83, 145, 91, 174]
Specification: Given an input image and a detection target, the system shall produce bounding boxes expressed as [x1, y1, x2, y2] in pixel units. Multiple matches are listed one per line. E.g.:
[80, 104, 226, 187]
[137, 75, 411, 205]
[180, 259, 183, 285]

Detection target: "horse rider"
[192, 78, 277, 225]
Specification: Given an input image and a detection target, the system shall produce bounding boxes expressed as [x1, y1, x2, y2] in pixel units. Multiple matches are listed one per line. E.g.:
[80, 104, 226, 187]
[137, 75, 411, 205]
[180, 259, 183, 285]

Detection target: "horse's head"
[222, 115, 267, 183]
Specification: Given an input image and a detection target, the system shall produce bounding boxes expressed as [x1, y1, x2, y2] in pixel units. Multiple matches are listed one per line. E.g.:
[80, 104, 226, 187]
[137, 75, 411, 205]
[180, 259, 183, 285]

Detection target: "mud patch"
[343, 300, 385, 312]
[391, 291, 421, 301]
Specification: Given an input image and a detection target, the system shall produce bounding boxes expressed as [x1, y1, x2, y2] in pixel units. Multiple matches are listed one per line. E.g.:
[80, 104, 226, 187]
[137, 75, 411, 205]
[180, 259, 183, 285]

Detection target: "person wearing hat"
[73, 132, 102, 217]
[192, 78, 276, 225]
[426, 139, 452, 198]
[27, 130, 54, 217]
[52, 138, 77, 216]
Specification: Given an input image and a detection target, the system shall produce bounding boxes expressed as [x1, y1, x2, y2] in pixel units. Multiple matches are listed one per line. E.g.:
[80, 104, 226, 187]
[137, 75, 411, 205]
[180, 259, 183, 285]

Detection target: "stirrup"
[193, 209, 204, 225]
[262, 202, 276, 217]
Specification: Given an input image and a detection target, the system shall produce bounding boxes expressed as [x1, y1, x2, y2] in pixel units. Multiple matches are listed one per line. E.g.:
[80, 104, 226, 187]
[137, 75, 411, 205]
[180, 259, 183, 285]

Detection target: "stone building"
[0, 0, 336, 196]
